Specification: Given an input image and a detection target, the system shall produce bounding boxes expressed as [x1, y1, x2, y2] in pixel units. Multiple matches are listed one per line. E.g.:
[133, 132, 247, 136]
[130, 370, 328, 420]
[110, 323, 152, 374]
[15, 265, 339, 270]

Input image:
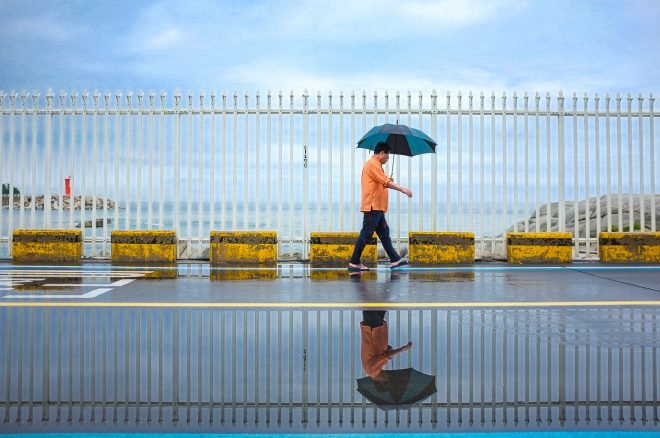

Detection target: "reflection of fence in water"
[0, 307, 658, 431]
[167, 265, 477, 281]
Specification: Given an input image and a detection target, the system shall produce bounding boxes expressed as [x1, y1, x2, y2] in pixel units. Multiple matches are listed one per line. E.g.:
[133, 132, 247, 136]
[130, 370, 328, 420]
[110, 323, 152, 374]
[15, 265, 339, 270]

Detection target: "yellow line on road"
[1, 300, 660, 308]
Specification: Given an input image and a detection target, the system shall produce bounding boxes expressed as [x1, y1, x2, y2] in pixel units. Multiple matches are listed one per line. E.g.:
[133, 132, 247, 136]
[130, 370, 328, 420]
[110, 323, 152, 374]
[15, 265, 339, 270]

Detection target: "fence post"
[650, 93, 656, 232]
[558, 91, 566, 234]
[124, 92, 131, 234]
[92, 91, 100, 255]
[302, 89, 309, 259]
[45, 90, 54, 232]
[501, 92, 507, 239]
[430, 89, 437, 231]
[31, 92, 40, 228]
[103, 92, 111, 253]
[174, 91, 181, 249]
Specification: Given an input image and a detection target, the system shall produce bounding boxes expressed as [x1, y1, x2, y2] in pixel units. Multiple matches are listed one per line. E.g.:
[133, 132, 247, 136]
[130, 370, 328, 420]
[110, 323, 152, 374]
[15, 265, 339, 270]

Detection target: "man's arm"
[386, 181, 413, 198]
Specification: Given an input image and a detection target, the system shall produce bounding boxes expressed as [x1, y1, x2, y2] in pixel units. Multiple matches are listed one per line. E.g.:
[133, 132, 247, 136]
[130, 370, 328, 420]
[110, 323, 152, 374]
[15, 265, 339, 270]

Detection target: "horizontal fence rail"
[0, 90, 657, 259]
[0, 307, 658, 433]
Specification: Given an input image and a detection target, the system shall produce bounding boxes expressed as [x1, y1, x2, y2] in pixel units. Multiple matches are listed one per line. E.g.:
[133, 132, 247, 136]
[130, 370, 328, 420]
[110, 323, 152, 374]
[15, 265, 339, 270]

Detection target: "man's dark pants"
[350, 210, 401, 265]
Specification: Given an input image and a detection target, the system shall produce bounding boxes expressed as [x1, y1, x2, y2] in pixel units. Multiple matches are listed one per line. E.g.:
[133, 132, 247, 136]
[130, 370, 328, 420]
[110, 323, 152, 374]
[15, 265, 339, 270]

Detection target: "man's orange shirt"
[360, 321, 389, 378]
[360, 155, 392, 212]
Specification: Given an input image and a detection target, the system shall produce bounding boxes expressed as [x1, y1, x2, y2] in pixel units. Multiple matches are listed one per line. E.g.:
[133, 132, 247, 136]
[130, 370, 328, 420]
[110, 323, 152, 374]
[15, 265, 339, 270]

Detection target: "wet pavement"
[1, 262, 660, 306]
[0, 262, 659, 434]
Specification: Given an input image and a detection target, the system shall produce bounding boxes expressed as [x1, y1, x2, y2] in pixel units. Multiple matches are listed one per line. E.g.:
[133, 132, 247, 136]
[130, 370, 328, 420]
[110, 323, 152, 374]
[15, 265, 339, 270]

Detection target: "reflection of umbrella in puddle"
[357, 368, 436, 410]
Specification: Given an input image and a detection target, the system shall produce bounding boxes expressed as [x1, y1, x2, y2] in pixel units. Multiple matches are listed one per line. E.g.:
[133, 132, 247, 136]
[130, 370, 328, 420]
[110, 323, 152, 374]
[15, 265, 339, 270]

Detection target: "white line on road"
[4, 288, 115, 299]
[42, 279, 136, 287]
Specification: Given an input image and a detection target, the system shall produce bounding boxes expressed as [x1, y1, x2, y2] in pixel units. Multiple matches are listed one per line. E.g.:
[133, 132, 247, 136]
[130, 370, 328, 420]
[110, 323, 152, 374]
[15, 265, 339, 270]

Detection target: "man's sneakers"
[348, 259, 410, 271]
[390, 258, 410, 269]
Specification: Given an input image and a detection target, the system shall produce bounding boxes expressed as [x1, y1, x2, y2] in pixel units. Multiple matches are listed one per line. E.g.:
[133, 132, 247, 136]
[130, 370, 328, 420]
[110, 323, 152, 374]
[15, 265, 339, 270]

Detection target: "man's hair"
[374, 142, 390, 155]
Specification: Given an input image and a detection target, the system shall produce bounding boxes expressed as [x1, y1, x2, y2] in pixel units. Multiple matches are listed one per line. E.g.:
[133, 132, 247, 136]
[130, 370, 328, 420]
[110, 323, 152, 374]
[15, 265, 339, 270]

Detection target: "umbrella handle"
[389, 153, 395, 181]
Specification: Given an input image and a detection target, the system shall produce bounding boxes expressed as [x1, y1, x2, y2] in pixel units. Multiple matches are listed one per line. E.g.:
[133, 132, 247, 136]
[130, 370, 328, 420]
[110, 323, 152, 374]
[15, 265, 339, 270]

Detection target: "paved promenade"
[1, 262, 659, 307]
[1, 261, 659, 434]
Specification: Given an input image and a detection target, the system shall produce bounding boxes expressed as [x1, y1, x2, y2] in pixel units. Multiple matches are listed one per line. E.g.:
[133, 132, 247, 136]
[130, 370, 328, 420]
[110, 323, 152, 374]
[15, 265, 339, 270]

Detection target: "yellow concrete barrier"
[409, 232, 475, 265]
[599, 232, 660, 263]
[210, 231, 277, 265]
[12, 229, 82, 263]
[111, 230, 177, 264]
[507, 232, 573, 264]
[309, 232, 377, 267]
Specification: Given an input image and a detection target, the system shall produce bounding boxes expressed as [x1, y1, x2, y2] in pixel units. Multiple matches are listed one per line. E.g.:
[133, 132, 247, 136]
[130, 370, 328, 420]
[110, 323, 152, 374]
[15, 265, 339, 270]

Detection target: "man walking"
[349, 142, 412, 271]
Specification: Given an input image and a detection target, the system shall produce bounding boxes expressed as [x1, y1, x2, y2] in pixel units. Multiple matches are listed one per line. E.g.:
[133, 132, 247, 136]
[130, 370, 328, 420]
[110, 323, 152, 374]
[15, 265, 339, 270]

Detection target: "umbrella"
[357, 367, 437, 410]
[357, 123, 437, 157]
[357, 123, 437, 178]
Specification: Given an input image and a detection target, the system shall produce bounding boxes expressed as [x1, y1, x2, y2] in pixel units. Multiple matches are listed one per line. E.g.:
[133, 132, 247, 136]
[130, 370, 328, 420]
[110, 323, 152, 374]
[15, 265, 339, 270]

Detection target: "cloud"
[120, 2, 199, 54]
[143, 28, 185, 51]
[221, 62, 583, 96]
[379, 0, 528, 27]
[219, 58, 655, 100]
[273, 0, 529, 40]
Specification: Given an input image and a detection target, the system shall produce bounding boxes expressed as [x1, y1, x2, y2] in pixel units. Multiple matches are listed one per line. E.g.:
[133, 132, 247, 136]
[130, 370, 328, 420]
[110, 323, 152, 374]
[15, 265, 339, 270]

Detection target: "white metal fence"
[0, 90, 657, 259]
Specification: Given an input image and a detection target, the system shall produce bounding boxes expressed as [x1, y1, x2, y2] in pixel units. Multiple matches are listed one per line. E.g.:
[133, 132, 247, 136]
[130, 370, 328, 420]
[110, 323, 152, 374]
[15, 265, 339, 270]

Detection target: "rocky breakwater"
[2, 195, 116, 210]
[507, 194, 660, 237]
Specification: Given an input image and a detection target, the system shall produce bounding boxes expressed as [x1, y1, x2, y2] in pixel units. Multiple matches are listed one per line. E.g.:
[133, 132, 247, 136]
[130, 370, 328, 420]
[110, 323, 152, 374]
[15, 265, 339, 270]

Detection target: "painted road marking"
[0, 300, 659, 308]
[4, 287, 115, 300]
[0, 271, 138, 300]
[42, 279, 137, 287]
[0, 269, 142, 294]
[4, 279, 134, 299]
[0, 269, 151, 278]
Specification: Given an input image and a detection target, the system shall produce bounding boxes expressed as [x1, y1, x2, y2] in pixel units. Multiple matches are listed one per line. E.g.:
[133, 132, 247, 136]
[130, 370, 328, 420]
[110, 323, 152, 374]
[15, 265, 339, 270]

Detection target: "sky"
[1, 0, 659, 95]
[0, 0, 658, 237]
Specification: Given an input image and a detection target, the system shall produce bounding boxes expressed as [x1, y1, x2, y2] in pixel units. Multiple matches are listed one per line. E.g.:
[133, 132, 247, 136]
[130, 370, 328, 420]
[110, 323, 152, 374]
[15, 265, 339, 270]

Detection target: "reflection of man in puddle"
[361, 310, 412, 382]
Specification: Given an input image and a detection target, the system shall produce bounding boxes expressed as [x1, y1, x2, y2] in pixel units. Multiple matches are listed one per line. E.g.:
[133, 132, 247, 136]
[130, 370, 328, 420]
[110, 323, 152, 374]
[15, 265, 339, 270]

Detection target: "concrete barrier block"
[111, 230, 177, 264]
[599, 232, 660, 263]
[409, 232, 475, 265]
[309, 232, 377, 267]
[210, 231, 277, 265]
[12, 229, 82, 262]
[506, 232, 573, 264]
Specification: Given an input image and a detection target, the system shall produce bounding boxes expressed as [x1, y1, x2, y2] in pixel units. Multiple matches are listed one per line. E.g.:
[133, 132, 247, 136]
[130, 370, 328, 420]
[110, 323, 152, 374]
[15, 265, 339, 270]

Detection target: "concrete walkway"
[1, 262, 659, 307]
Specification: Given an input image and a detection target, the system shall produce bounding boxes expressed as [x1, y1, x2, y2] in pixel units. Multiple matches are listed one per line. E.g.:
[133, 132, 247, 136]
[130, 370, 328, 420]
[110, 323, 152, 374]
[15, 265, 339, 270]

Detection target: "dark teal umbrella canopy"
[357, 368, 437, 410]
[357, 123, 437, 157]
